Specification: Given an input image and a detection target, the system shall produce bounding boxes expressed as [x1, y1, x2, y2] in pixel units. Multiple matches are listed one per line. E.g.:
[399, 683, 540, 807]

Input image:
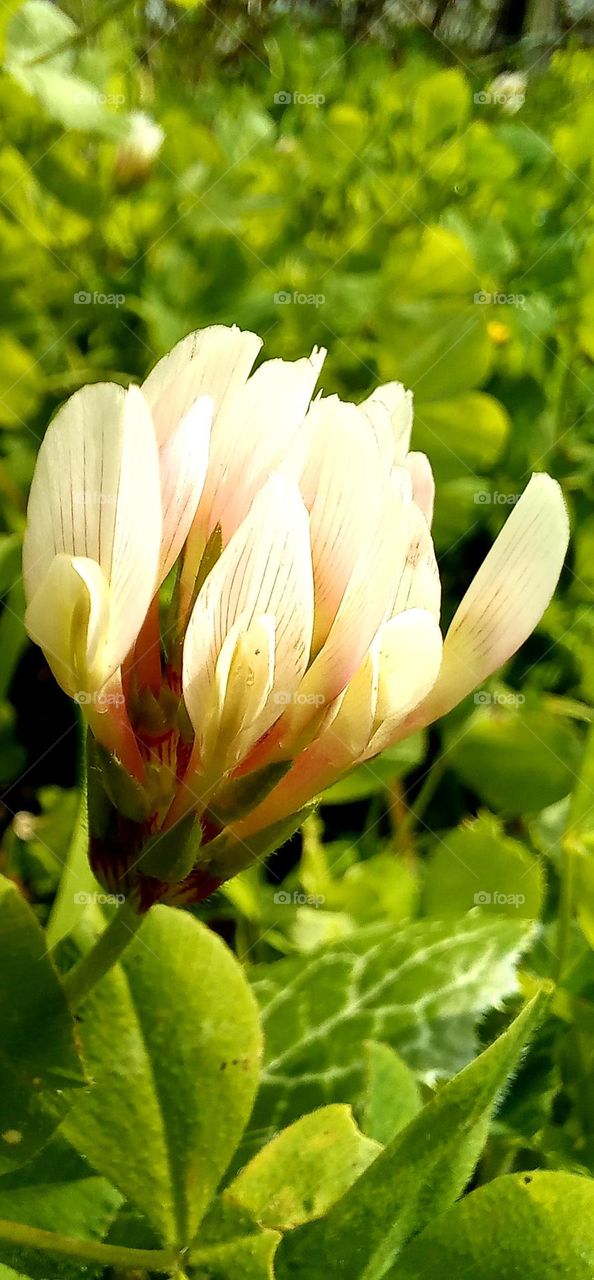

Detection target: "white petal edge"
[413, 473, 569, 725]
[142, 324, 262, 448]
[158, 395, 212, 583]
[23, 382, 162, 687]
[183, 474, 314, 773]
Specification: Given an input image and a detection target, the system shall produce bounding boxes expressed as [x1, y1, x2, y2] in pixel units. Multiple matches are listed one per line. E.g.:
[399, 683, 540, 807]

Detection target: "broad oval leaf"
[62, 906, 262, 1246]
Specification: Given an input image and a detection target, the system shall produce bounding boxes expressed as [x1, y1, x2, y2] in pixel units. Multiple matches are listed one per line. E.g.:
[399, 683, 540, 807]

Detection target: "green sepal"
[138, 812, 202, 884]
[204, 806, 313, 879]
[208, 762, 292, 826]
[88, 738, 152, 824]
[193, 524, 223, 606]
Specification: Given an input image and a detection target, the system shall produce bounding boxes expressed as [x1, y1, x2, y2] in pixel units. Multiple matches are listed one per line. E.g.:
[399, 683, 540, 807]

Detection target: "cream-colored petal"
[183, 474, 314, 773]
[389, 501, 441, 621]
[414, 473, 569, 724]
[406, 450, 435, 527]
[158, 395, 212, 583]
[363, 609, 443, 757]
[320, 648, 379, 768]
[25, 553, 110, 697]
[360, 381, 413, 464]
[142, 324, 262, 447]
[202, 348, 326, 542]
[201, 614, 275, 770]
[23, 382, 162, 684]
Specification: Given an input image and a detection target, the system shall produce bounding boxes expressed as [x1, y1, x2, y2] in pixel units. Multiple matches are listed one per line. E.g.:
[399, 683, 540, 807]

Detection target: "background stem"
[0, 1217, 176, 1272]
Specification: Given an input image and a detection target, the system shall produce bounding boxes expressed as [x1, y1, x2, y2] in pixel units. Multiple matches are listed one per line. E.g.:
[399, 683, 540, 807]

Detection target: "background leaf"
[392, 1170, 594, 1279]
[0, 876, 84, 1174]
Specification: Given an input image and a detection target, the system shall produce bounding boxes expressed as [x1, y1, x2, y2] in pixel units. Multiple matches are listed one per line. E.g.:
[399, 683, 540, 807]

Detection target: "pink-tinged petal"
[360, 382, 413, 464]
[294, 395, 386, 652]
[406, 450, 435, 527]
[142, 324, 262, 447]
[183, 475, 314, 774]
[158, 395, 212, 583]
[411, 473, 569, 725]
[276, 469, 410, 753]
[23, 382, 161, 690]
[203, 348, 326, 542]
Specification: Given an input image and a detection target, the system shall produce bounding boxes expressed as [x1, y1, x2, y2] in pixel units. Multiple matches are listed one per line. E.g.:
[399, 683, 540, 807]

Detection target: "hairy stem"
[62, 895, 145, 1010]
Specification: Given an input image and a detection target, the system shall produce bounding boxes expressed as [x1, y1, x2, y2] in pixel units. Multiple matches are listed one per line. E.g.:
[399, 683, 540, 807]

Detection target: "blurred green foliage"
[2, 3, 594, 1271]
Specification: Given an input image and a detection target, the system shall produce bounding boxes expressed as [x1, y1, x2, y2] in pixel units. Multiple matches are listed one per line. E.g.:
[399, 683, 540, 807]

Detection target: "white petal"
[23, 382, 162, 685]
[202, 348, 326, 542]
[142, 324, 262, 448]
[25, 554, 110, 697]
[363, 609, 443, 757]
[158, 395, 212, 583]
[360, 382, 413, 464]
[406, 450, 435, 527]
[183, 475, 314, 772]
[415, 473, 569, 724]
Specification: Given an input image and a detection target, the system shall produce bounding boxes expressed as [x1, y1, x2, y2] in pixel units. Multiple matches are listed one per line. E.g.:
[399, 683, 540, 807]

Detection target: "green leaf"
[62, 906, 262, 1246]
[423, 814, 544, 920]
[6, 0, 76, 70]
[391, 1170, 594, 1279]
[0, 1136, 122, 1280]
[245, 916, 534, 1153]
[189, 1202, 279, 1280]
[449, 706, 583, 815]
[360, 1042, 422, 1145]
[44, 779, 99, 948]
[412, 392, 509, 479]
[226, 1105, 380, 1230]
[0, 877, 85, 1175]
[413, 70, 471, 143]
[275, 993, 547, 1280]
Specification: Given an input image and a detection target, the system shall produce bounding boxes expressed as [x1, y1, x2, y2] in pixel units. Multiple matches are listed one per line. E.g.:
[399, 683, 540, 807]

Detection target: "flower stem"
[0, 1217, 177, 1272]
[62, 895, 145, 1011]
